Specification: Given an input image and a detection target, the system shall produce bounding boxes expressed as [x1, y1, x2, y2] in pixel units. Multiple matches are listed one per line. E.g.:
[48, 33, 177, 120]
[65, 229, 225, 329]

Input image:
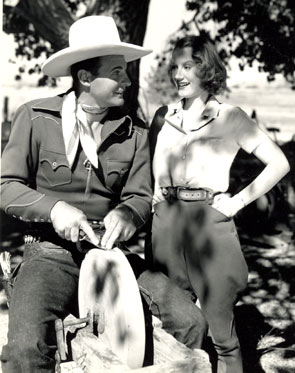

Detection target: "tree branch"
[13, 0, 75, 50]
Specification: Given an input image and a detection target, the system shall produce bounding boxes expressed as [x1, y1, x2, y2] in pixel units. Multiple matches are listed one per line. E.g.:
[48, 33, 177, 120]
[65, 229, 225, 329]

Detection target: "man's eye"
[112, 69, 121, 75]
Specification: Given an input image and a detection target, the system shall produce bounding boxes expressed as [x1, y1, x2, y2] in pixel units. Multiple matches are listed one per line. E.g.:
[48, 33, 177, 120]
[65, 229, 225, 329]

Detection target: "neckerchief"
[61, 91, 100, 168]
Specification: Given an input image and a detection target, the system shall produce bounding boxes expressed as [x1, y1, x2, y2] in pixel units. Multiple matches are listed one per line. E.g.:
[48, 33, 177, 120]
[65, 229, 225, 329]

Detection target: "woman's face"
[170, 46, 207, 100]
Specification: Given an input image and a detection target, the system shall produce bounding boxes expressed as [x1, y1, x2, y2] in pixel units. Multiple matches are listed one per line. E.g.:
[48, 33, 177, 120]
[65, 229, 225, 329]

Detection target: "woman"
[149, 35, 290, 373]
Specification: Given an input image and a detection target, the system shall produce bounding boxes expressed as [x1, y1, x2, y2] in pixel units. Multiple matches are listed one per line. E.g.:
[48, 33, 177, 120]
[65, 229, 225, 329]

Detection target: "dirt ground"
[0, 212, 295, 372]
[236, 226, 295, 373]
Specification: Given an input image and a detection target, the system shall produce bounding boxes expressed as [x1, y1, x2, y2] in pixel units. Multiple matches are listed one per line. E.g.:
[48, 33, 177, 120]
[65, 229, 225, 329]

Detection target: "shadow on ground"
[0, 209, 295, 372]
[236, 225, 295, 373]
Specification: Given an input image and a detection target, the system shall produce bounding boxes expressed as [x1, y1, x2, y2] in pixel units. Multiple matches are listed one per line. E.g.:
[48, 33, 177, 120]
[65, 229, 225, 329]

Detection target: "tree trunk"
[5, 0, 151, 114]
[9, 0, 75, 50]
[84, 0, 151, 115]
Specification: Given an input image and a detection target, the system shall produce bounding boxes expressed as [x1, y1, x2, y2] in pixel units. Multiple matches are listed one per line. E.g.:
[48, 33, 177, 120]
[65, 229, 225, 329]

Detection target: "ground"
[236, 226, 295, 373]
[0, 210, 294, 372]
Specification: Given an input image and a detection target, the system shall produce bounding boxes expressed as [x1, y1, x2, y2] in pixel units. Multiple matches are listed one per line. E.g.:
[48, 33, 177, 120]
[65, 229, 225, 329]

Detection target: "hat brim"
[42, 42, 152, 77]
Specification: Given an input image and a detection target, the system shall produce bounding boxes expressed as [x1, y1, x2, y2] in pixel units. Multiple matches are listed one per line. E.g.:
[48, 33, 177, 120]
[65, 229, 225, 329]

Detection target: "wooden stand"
[56, 314, 211, 373]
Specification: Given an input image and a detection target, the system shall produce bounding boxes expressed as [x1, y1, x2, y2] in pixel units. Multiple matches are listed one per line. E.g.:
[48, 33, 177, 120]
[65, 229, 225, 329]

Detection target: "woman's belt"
[161, 187, 214, 204]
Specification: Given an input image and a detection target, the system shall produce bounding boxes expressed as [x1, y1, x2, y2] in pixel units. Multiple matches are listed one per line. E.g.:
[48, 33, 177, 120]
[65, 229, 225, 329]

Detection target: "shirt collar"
[31, 90, 133, 133]
[169, 96, 221, 119]
[166, 96, 221, 131]
[201, 95, 221, 121]
[31, 93, 65, 113]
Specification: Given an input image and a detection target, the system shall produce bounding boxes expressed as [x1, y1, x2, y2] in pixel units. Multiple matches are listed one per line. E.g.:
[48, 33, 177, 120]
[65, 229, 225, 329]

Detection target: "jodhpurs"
[151, 200, 248, 373]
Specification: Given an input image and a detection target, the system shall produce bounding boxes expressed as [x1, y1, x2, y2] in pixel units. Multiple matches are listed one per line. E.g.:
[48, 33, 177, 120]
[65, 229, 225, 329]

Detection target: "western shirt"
[1, 92, 152, 228]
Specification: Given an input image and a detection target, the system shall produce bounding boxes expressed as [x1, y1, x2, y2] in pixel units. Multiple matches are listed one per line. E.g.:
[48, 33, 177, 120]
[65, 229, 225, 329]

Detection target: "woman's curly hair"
[168, 35, 227, 95]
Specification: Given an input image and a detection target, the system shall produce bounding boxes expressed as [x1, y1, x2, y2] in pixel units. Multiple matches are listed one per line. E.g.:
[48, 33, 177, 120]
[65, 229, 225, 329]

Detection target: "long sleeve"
[1, 104, 60, 222]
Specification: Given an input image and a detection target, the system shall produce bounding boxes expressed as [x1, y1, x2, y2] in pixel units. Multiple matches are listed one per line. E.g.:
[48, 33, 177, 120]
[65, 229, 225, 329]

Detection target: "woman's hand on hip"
[212, 193, 245, 218]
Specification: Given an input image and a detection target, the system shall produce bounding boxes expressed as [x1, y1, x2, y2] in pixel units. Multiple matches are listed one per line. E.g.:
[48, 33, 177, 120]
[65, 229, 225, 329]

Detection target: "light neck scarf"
[61, 91, 104, 169]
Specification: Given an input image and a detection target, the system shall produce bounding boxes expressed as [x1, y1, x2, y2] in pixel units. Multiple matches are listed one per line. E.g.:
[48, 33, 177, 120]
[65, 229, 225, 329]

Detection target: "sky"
[1, 0, 195, 117]
[140, 0, 191, 86]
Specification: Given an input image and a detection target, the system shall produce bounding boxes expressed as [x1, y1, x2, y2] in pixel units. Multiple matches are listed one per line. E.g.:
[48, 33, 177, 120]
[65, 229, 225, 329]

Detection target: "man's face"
[89, 55, 131, 108]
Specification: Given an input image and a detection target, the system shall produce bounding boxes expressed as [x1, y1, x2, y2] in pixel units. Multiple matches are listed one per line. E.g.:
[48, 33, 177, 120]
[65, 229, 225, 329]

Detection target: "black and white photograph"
[1, 1, 295, 372]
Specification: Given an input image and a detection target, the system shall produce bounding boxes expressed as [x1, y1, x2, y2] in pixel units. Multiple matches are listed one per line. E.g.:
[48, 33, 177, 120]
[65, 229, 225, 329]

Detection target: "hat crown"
[69, 16, 121, 48]
[42, 15, 152, 77]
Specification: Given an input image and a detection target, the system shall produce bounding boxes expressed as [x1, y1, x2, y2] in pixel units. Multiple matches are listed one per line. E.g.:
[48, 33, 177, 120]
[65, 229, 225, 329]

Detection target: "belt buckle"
[177, 187, 200, 201]
[177, 187, 211, 201]
[176, 187, 186, 200]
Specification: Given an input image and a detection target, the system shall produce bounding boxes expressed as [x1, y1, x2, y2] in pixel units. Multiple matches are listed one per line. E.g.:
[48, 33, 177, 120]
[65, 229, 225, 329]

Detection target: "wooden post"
[55, 319, 67, 362]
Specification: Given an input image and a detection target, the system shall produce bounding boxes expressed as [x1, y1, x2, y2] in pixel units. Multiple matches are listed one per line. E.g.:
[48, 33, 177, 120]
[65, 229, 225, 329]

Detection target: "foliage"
[186, 0, 295, 86]
[3, 0, 150, 114]
[5, 0, 295, 115]
[3, 0, 85, 86]
[147, 0, 295, 108]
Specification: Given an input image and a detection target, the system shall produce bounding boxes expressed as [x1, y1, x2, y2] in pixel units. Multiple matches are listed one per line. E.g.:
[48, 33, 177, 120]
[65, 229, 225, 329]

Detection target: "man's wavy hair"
[70, 57, 102, 94]
[168, 35, 227, 95]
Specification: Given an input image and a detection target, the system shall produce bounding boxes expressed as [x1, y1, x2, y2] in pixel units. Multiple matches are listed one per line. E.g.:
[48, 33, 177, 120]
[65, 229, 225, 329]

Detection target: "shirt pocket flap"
[39, 149, 71, 187]
[105, 160, 131, 191]
[107, 160, 131, 176]
[40, 151, 69, 171]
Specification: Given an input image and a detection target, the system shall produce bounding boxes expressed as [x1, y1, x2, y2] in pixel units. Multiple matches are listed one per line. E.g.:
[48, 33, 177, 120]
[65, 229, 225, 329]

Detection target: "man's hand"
[101, 206, 136, 250]
[212, 193, 245, 218]
[50, 201, 99, 245]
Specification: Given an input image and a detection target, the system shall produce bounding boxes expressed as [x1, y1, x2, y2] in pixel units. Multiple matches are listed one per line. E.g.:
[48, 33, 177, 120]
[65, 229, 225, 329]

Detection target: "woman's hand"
[212, 193, 245, 218]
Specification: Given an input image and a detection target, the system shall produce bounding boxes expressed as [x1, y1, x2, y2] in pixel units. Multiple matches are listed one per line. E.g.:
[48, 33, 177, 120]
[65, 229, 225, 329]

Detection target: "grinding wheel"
[78, 248, 146, 368]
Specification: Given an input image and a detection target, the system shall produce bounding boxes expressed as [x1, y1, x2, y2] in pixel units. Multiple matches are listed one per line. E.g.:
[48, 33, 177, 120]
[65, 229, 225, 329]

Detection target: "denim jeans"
[1, 240, 207, 372]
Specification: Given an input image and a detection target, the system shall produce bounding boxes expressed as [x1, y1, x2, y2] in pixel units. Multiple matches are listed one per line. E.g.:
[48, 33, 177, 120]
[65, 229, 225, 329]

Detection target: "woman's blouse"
[151, 96, 272, 205]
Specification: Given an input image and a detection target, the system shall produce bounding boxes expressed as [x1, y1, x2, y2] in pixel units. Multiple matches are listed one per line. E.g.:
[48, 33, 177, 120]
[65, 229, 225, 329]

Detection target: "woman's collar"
[168, 96, 221, 121]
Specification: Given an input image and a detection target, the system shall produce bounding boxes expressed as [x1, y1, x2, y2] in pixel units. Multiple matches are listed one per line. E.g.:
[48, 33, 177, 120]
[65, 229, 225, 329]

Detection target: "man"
[1, 16, 207, 372]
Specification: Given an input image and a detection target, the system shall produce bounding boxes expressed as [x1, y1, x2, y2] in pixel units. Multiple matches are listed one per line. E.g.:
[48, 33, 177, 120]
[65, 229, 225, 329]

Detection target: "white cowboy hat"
[42, 15, 152, 77]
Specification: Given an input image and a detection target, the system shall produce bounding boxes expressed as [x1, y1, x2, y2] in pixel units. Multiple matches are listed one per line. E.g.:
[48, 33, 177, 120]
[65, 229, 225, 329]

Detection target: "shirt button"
[52, 161, 57, 169]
